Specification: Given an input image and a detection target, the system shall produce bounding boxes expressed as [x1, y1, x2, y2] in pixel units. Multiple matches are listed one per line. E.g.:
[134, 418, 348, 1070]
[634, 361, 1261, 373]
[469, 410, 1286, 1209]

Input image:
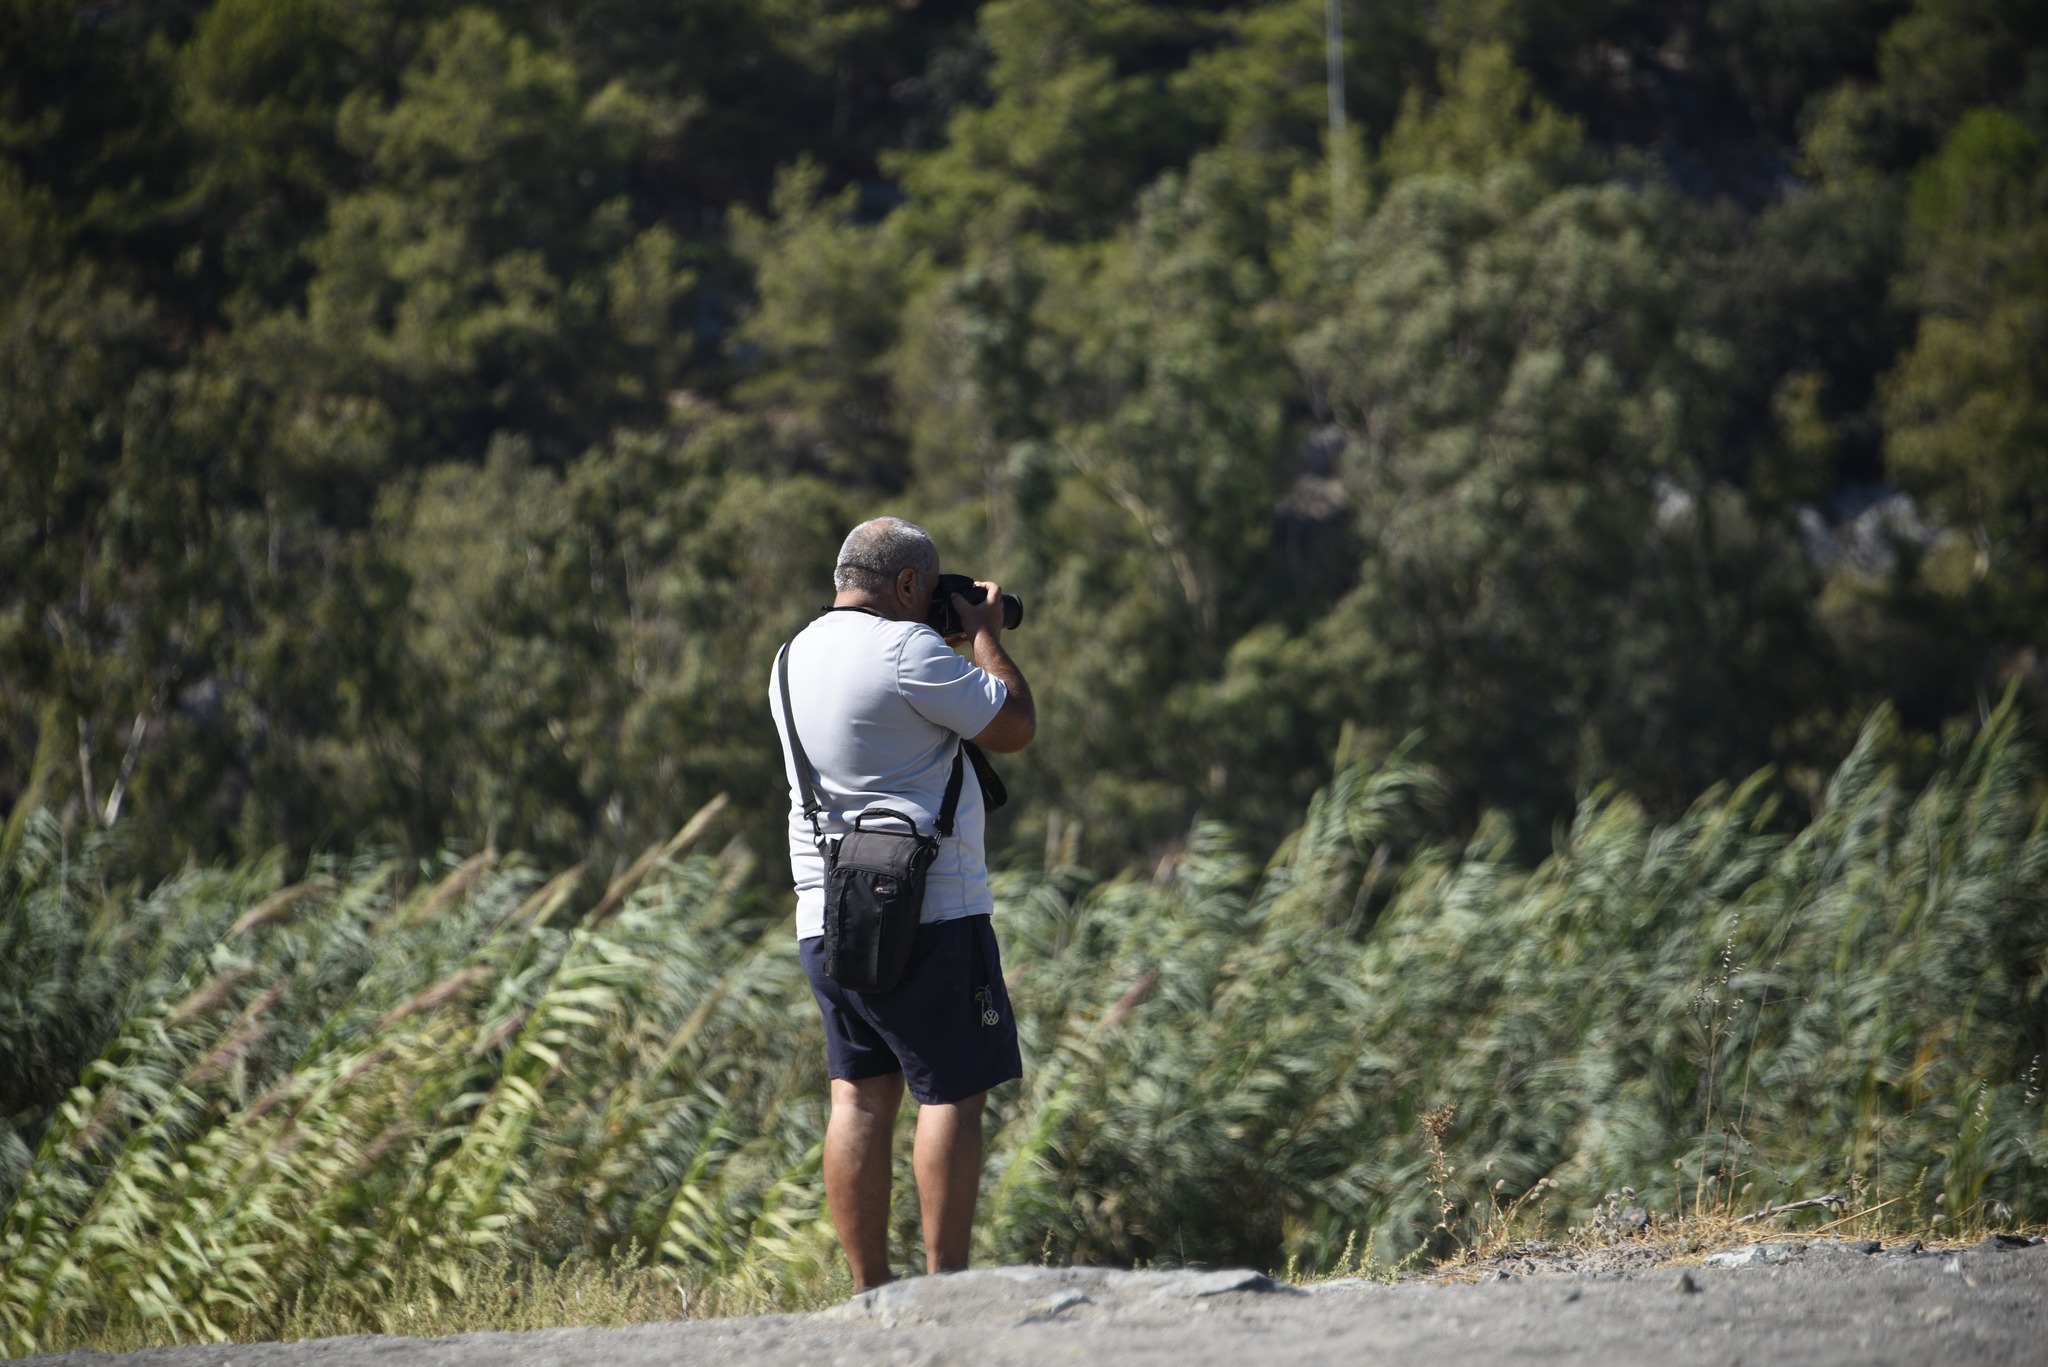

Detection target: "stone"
[1976, 1233, 2035, 1253]
[1304, 1278, 1377, 1295]
[1121, 1269, 1296, 1301]
[1703, 1243, 1804, 1269]
[1675, 1272, 1701, 1294]
[1810, 1239, 1881, 1256]
[820, 1266, 1296, 1329]
[1020, 1289, 1090, 1323]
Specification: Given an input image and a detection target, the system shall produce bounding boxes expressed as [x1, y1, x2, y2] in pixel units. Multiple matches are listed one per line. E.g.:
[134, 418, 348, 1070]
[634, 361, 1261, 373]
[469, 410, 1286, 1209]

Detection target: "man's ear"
[898, 566, 921, 603]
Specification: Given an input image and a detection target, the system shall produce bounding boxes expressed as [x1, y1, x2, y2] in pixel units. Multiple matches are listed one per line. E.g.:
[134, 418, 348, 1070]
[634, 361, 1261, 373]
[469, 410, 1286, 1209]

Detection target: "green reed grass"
[3, 702, 2045, 1355]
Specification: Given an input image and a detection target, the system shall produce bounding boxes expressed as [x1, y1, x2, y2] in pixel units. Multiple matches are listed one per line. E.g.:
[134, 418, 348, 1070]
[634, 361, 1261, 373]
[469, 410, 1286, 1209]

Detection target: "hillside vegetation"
[5, 0, 2048, 874]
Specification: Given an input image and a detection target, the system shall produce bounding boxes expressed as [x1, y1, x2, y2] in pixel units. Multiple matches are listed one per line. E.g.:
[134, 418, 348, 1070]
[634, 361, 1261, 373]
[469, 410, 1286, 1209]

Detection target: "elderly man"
[769, 516, 1036, 1289]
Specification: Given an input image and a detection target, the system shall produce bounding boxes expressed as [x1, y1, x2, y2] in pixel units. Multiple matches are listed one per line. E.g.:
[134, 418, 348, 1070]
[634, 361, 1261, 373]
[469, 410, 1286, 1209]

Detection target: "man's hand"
[947, 580, 1002, 644]
[955, 579, 1035, 753]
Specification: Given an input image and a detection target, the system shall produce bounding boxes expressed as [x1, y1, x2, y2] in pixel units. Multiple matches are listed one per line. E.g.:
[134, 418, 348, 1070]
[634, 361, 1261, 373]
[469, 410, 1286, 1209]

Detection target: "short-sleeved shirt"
[770, 609, 1008, 940]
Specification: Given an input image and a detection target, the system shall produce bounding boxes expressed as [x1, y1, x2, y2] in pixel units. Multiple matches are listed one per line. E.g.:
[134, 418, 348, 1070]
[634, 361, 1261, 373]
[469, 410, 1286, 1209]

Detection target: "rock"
[1557, 1287, 1583, 1304]
[820, 1266, 1296, 1329]
[1675, 1272, 1700, 1294]
[1703, 1243, 1804, 1269]
[1885, 1239, 1925, 1257]
[1304, 1278, 1377, 1295]
[1976, 1233, 2035, 1253]
[1123, 1269, 1296, 1301]
[1020, 1289, 1090, 1323]
[1811, 1239, 1881, 1256]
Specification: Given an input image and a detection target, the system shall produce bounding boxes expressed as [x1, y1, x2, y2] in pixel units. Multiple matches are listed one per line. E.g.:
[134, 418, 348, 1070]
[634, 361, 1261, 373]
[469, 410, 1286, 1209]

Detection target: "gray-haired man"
[769, 516, 1036, 1288]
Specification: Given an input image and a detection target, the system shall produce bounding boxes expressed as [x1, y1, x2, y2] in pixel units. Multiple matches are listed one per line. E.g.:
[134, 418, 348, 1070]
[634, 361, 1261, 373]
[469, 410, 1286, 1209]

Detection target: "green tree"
[0, 0, 188, 261]
[1272, 167, 1820, 833]
[171, 0, 378, 312]
[272, 8, 691, 459]
[1804, 0, 2048, 182]
[1884, 108, 2048, 639]
[1379, 41, 1584, 184]
[886, 0, 1223, 247]
[729, 161, 926, 487]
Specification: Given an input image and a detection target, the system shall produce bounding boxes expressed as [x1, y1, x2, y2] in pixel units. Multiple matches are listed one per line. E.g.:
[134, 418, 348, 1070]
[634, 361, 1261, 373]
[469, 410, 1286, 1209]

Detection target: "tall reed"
[3, 703, 2044, 1354]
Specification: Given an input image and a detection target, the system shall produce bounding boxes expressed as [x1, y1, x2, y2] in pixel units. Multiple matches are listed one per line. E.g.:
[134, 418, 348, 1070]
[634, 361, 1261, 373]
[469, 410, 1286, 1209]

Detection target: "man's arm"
[954, 581, 1035, 754]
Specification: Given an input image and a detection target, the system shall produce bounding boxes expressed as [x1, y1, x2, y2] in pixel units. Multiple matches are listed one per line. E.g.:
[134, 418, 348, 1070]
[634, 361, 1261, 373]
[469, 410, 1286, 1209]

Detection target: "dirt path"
[30, 1237, 2047, 1367]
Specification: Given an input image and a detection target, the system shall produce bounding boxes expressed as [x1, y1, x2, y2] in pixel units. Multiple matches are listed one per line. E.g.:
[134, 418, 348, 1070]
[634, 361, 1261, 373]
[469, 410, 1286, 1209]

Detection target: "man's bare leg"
[825, 1074, 905, 1290]
[912, 1090, 987, 1274]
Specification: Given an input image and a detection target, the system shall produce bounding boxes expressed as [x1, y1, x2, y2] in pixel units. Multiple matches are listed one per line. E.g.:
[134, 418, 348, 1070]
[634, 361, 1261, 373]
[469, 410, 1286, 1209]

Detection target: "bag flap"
[834, 828, 936, 874]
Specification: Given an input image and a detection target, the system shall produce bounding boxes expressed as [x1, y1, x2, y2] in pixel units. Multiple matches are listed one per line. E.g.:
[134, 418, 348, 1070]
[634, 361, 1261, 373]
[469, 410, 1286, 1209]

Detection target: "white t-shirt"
[769, 609, 1008, 940]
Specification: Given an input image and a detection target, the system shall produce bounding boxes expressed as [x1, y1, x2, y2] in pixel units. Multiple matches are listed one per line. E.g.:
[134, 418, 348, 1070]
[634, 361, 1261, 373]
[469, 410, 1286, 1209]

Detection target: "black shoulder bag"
[777, 633, 965, 994]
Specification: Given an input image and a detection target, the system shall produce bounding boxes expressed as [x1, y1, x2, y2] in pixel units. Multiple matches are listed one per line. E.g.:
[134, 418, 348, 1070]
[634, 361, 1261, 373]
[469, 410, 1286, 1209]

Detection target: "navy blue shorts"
[799, 914, 1023, 1105]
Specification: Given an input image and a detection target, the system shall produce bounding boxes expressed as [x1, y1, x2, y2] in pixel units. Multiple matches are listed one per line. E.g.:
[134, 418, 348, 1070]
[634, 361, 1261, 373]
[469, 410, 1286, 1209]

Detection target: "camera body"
[928, 572, 1024, 638]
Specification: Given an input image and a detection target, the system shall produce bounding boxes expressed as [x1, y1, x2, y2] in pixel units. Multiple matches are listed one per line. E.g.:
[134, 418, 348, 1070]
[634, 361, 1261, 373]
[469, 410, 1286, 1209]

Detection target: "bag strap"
[776, 635, 826, 846]
[779, 626, 967, 843]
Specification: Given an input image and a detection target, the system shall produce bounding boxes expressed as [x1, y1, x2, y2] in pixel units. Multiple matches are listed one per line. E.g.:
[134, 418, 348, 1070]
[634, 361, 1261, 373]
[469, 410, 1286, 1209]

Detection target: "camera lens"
[927, 573, 1024, 636]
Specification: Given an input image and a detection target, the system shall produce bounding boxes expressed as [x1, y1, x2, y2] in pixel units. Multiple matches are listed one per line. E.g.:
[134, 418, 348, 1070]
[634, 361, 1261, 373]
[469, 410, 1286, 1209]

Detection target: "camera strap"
[777, 626, 966, 849]
[962, 739, 1007, 812]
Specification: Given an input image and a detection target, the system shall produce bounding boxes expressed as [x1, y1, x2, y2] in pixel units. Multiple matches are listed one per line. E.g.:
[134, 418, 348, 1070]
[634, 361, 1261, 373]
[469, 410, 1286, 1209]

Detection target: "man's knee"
[938, 1090, 988, 1118]
[916, 1090, 987, 1138]
[832, 1073, 905, 1119]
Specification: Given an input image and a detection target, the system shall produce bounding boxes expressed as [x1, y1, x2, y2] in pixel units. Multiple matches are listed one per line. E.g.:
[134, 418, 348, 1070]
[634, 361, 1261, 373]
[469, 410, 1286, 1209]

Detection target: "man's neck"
[833, 590, 918, 623]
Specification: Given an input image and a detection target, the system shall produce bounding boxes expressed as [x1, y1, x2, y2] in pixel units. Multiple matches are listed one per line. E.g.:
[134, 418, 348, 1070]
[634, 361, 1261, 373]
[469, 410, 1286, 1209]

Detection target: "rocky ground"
[29, 1235, 2047, 1367]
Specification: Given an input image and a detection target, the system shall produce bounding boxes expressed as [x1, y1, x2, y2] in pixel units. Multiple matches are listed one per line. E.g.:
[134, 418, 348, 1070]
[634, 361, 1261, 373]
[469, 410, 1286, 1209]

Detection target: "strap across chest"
[776, 621, 966, 849]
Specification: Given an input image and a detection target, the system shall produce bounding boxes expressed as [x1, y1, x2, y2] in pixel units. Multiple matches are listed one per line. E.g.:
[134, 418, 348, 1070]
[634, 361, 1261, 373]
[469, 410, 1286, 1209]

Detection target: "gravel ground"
[28, 1236, 2048, 1367]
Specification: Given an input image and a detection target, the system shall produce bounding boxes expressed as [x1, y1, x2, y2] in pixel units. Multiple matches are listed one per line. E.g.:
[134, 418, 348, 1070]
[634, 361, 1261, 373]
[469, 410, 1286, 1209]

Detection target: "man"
[769, 516, 1036, 1289]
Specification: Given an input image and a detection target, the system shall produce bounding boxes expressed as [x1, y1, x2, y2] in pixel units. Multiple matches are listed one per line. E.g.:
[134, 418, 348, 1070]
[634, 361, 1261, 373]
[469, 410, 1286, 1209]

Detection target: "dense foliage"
[3, 703, 2045, 1353]
[4, 0, 2047, 875]
[6, 0, 2048, 1350]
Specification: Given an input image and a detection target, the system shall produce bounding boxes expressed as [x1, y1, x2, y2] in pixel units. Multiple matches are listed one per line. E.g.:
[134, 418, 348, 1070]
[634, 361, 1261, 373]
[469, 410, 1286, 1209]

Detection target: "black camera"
[928, 572, 1024, 638]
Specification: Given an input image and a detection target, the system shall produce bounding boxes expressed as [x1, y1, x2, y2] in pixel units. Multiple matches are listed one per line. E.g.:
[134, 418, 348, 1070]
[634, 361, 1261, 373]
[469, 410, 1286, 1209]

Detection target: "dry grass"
[1411, 1182, 2048, 1285]
[49, 1248, 853, 1353]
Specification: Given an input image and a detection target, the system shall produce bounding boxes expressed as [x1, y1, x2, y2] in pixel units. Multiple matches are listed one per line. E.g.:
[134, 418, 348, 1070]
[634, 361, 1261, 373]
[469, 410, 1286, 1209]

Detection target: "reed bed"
[3, 703, 2044, 1355]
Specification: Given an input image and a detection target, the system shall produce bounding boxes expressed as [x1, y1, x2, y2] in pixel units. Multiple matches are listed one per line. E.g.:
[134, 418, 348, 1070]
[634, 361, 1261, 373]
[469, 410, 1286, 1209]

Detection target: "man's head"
[833, 517, 938, 621]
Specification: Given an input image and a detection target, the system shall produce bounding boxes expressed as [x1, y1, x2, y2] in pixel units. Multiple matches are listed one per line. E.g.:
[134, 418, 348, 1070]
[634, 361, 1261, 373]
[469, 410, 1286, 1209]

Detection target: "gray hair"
[834, 517, 938, 594]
